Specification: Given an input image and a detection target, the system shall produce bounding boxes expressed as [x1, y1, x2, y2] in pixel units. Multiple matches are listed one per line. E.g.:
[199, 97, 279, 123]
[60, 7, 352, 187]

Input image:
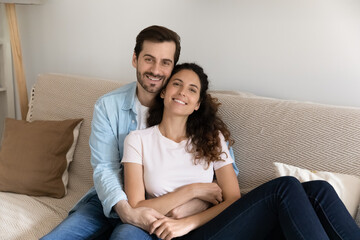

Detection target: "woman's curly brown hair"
[147, 63, 234, 166]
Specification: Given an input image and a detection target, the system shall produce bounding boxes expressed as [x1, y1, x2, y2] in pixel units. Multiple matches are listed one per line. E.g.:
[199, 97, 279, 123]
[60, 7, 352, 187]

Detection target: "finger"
[159, 227, 170, 240]
[155, 222, 168, 239]
[153, 219, 168, 235]
[209, 198, 219, 205]
[165, 232, 173, 240]
[150, 219, 163, 234]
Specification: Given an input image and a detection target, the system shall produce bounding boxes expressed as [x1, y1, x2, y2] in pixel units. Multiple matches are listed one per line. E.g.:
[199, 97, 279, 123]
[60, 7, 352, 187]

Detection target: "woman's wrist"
[183, 214, 201, 231]
[177, 183, 198, 200]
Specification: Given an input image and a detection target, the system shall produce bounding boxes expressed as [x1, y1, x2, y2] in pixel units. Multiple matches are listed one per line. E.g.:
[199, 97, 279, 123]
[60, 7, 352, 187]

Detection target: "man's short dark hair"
[134, 25, 181, 64]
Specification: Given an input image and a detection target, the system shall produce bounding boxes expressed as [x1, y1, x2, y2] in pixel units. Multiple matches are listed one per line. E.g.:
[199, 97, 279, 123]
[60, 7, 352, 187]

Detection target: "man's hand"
[166, 199, 211, 219]
[114, 200, 164, 232]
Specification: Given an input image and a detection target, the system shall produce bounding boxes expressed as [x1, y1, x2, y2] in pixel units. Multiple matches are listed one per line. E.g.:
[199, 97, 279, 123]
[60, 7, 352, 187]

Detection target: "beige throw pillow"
[0, 118, 83, 198]
[274, 162, 360, 218]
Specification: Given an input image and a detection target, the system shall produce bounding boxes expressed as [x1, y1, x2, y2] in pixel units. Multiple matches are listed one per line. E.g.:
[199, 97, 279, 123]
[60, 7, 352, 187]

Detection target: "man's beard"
[137, 71, 164, 93]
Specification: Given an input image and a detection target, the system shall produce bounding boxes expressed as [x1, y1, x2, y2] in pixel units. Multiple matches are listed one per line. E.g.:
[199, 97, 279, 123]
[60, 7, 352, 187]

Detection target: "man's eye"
[145, 58, 152, 62]
[190, 88, 197, 93]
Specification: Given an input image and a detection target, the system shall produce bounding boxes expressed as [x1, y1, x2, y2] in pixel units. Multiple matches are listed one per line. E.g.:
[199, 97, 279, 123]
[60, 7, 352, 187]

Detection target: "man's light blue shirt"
[79, 81, 239, 218]
[88, 82, 138, 217]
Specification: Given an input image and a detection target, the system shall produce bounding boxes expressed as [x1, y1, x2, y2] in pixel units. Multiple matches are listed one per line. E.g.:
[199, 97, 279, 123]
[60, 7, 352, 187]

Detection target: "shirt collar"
[122, 81, 137, 111]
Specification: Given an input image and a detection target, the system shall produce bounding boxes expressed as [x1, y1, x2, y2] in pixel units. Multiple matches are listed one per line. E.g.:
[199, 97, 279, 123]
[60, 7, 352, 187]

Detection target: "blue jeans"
[119, 177, 360, 240]
[40, 194, 151, 240]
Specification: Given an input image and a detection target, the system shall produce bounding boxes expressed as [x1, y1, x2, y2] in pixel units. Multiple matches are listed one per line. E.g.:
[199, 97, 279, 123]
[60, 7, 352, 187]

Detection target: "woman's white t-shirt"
[121, 125, 233, 198]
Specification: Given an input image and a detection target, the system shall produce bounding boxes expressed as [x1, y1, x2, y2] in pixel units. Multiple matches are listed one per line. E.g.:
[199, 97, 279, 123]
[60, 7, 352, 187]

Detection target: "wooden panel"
[5, 3, 28, 120]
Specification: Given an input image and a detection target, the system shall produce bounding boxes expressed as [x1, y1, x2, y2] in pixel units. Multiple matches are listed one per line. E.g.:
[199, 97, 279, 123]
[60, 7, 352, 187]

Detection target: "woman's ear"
[160, 89, 166, 99]
[194, 102, 200, 111]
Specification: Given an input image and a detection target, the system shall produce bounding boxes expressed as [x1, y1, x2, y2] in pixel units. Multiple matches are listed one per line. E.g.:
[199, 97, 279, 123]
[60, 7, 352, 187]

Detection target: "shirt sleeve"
[229, 146, 239, 176]
[90, 100, 128, 218]
[122, 132, 143, 165]
[213, 133, 235, 171]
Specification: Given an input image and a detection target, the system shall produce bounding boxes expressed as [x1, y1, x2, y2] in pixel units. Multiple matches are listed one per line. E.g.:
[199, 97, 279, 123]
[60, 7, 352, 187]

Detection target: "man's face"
[132, 40, 176, 94]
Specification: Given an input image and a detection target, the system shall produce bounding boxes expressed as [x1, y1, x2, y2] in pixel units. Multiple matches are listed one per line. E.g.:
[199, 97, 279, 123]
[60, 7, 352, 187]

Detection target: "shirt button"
[132, 120, 135, 123]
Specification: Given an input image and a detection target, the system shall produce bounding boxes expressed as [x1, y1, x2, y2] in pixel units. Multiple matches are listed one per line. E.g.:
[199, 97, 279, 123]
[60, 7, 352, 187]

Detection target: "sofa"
[0, 73, 359, 239]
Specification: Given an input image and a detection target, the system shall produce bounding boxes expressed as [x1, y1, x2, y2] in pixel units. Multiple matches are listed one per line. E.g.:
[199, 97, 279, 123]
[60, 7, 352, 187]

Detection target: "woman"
[118, 63, 360, 240]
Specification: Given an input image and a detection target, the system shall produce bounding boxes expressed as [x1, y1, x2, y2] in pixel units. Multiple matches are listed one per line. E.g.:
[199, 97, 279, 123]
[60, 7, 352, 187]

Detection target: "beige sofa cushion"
[212, 92, 360, 194]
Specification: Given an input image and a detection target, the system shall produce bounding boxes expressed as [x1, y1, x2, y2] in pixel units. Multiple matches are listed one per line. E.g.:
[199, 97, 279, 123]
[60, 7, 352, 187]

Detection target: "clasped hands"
[150, 182, 223, 240]
[115, 182, 222, 240]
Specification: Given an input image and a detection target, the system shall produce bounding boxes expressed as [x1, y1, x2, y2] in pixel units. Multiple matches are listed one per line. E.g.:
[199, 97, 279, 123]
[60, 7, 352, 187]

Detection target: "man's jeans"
[40, 194, 120, 240]
[116, 177, 360, 240]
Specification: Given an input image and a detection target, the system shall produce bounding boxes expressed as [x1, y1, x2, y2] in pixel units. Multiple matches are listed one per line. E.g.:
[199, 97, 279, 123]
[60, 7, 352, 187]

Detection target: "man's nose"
[151, 62, 161, 76]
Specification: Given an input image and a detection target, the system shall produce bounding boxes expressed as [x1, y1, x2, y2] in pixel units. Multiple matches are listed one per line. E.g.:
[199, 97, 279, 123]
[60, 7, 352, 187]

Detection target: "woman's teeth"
[173, 99, 186, 105]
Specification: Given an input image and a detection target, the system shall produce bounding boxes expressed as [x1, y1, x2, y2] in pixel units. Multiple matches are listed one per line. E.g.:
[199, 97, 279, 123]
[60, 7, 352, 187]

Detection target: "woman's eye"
[190, 89, 197, 93]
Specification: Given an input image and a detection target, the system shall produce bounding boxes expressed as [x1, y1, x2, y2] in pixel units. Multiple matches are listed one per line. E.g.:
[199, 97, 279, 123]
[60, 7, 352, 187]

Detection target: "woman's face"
[161, 69, 201, 117]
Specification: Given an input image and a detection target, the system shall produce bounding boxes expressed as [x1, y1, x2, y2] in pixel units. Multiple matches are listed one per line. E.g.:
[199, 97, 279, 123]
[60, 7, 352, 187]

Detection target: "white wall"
[14, 0, 360, 107]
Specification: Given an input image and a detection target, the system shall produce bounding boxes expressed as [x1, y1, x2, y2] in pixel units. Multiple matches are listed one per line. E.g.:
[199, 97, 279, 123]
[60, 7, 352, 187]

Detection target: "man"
[41, 25, 181, 239]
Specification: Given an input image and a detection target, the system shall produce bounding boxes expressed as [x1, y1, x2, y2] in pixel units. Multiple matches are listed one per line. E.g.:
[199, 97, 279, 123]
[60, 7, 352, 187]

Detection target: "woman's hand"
[189, 182, 223, 205]
[150, 217, 194, 240]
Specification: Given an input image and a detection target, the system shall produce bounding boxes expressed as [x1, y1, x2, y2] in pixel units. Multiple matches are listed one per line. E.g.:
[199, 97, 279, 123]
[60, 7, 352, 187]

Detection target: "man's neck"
[136, 83, 156, 107]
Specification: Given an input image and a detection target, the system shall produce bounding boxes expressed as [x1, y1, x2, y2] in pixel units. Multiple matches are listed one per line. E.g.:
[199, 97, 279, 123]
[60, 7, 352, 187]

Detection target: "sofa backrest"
[29, 73, 360, 199]
[212, 92, 360, 193]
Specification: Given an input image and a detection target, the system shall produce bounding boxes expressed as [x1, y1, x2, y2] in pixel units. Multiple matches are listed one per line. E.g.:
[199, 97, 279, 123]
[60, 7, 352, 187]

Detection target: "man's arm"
[114, 200, 164, 232]
[90, 101, 127, 217]
[90, 100, 165, 230]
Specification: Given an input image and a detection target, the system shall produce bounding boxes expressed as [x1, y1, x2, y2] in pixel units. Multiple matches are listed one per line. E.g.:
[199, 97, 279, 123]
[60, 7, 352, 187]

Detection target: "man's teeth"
[147, 75, 161, 81]
[174, 99, 186, 105]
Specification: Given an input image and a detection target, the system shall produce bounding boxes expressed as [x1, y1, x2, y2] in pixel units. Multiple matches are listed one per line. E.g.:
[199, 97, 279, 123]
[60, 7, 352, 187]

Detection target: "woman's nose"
[178, 88, 185, 96]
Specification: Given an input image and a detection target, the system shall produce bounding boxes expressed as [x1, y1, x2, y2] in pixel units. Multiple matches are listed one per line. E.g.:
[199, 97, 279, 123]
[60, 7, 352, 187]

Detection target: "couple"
[42, 25, 359, 239]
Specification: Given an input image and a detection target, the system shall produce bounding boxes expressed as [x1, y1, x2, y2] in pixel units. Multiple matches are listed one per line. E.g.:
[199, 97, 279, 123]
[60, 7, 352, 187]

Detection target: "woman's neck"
[158, 114, 188, 143]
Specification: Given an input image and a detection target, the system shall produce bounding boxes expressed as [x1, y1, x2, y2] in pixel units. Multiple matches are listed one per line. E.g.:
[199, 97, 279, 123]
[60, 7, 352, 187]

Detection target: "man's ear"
[160, 89, 166, 99]
[132, 52, 137, 68]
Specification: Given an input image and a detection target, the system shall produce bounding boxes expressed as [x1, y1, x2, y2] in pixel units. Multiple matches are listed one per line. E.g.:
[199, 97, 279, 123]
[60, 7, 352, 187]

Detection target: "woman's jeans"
[118, 177, 360, 240]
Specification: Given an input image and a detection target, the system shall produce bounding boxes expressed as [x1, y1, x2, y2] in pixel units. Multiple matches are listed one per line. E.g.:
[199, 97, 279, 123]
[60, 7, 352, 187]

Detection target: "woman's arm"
[166, 198, 211, 219]
[150, 164, 241, 239]
[123, 162, 223, 216]
[186, 164, 241, 226]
